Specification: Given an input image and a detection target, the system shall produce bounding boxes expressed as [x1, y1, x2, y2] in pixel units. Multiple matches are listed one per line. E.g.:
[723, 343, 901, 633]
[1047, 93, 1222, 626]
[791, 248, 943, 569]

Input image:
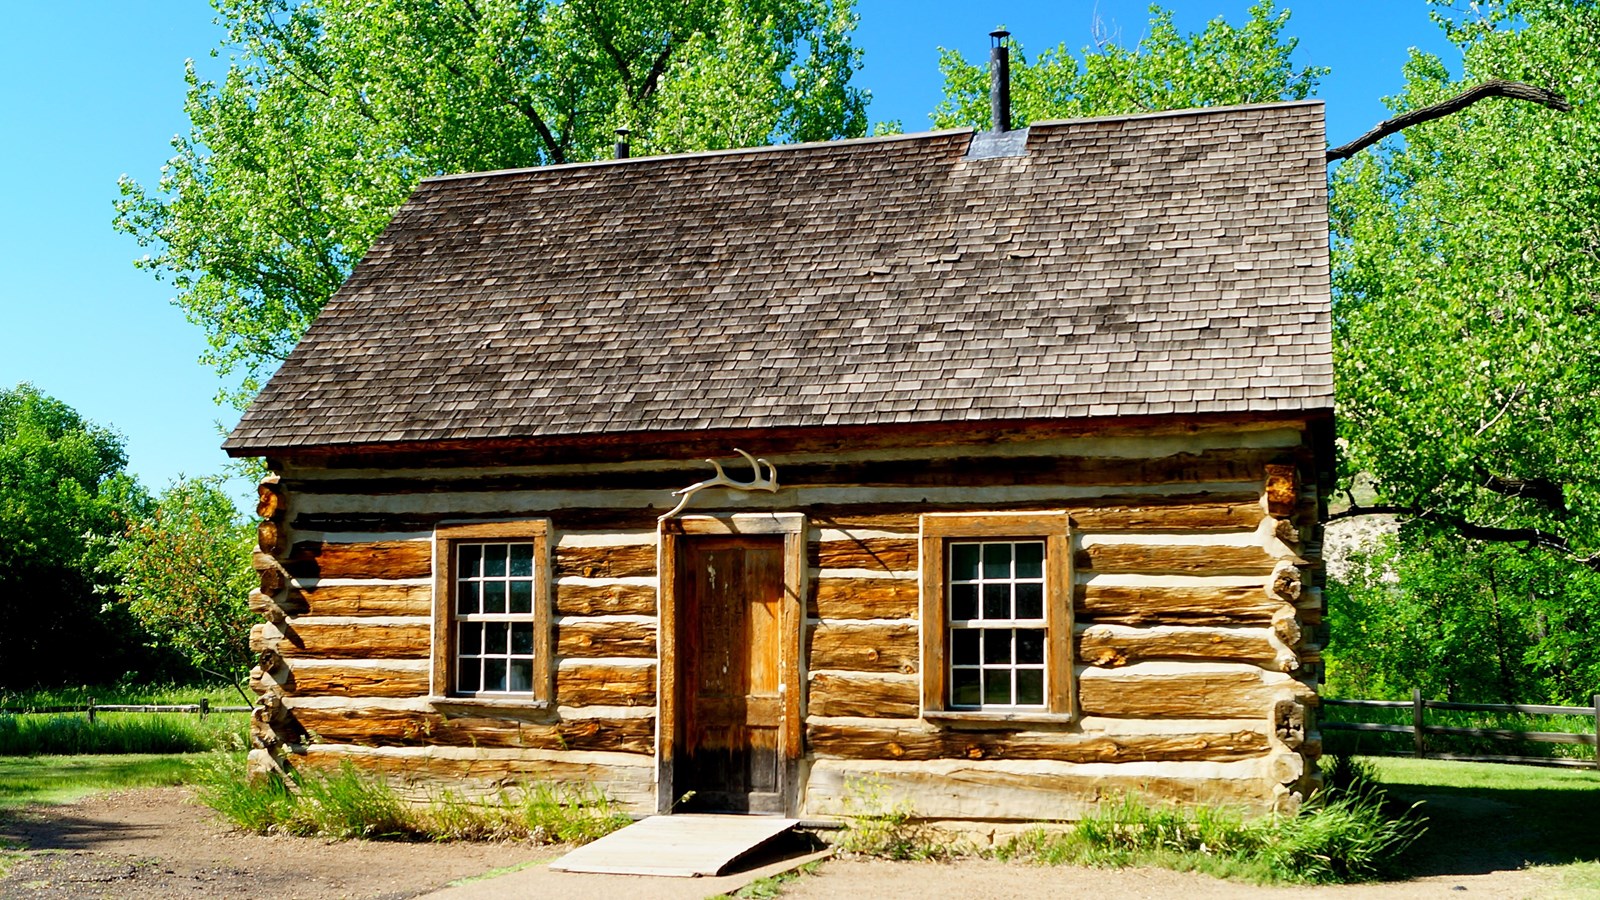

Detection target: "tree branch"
[1327, 79, 1570, 162]
[1329, 504, 1599, 569]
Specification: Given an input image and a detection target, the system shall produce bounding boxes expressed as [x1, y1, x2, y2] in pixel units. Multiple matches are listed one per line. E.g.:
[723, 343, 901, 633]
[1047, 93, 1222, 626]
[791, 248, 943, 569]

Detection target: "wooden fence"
[1322, 688, 1600, 770]
[0, 699, 253, 722]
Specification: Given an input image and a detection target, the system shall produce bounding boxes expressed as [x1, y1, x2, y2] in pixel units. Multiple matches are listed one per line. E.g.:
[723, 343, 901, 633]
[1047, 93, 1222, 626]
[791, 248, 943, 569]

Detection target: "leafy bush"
[197, 758, 630, 843]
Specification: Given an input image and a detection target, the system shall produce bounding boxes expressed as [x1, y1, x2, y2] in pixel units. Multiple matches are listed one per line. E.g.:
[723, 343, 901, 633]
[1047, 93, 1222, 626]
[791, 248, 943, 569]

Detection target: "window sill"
[428, 696, 551, 717]
[923, 710, 1075, 729]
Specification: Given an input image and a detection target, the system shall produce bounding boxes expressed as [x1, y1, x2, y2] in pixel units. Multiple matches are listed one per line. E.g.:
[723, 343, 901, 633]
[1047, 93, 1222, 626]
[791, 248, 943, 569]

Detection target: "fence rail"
[1322, 687, 1600, 770]
[0, 700, 253, 721]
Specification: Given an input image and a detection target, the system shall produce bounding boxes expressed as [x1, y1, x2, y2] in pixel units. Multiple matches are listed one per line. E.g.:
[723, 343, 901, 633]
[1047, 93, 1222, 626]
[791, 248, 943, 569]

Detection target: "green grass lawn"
[0, 682, 247, 710]
[0, 753, 217, 808]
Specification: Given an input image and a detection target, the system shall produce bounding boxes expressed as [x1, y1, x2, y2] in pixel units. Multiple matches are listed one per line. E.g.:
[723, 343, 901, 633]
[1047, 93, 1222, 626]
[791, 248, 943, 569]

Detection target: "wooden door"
[675, 535, 785, 814]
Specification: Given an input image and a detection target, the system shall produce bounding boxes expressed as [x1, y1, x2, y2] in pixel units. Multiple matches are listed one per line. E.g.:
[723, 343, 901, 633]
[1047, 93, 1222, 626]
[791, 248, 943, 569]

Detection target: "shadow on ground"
[1381, 773, 1600, 876]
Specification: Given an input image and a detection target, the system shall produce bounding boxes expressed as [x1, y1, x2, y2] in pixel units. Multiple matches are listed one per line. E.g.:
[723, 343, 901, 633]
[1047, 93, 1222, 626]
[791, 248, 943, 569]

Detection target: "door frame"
[657, 513, 807, 815]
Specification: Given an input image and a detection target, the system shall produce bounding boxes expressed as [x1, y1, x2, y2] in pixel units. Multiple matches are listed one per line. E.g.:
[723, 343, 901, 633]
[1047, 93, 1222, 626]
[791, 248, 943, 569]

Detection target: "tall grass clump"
[196, 756, 630, 843]
[995, 756, 1424, 884]
[0, 712, 245, 756]
[833, 775, 966, 860]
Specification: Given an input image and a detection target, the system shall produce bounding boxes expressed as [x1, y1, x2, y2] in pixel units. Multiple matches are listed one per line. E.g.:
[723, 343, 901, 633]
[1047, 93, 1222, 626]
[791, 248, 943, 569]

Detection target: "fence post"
[1593, 693, 1599, 772]
[199, 698, 210, 721]
[1412, 687, 1425, 759]
[87, 697, 96, 726]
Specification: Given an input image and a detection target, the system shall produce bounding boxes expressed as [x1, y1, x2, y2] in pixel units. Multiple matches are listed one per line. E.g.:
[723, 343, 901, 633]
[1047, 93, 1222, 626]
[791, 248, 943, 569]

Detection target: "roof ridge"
[1028, 98, 1323, 130]
[420, 99, 1324, 185]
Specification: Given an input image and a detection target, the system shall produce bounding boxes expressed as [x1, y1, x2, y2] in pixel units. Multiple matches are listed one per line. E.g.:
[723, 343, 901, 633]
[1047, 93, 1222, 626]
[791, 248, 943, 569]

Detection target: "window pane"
[509, 543, 533, 577]
[456, 580, 479, 615]
[983, 630, 1011, 665]
[511, 622, 534, 655]
[1015, 582, 1043, 620]
[509, 579, 533, 614]
[950, 583, 978, 620]
[1017, 629, 1045, 665]
[483, 581, 506, 614]
[982, 543, 1012, 579]
[982, 583, 1010, 619]
[484, 544, 507, 577]
[459, 544, 482, 579]
[1014, 541, 1044, 579]
[1016, 669, 1044, 706]
[984, 670, 1012, 705]
[459, 622, 482, 656]
[951, 669, 981, 707]
[509, 660, 533, 692]
[952, 629, 980, 665]
[951, 544, 980, 582]
[484, 658, 507, 692]
[456, 659, 480, 694]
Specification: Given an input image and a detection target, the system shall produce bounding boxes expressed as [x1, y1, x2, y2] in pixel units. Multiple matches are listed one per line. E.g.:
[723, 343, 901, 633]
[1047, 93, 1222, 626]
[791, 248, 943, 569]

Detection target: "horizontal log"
[290, 707, 654, 754]
[257, 477, 285, 520]
[810, 537, 917, 573]
[250, 588, 307, 619]
[803, 757, 1277, 820]
[1079, 666, 1303, 719]
[285, 540, 432, 580]
[807, 673, 919, 718]
[290, 492, 1266, 538]
[1077, 543, 1283, 576]
[556, 664, 655, 708]
[286, 582, 431, 617]
[809, 623, 918, 674]
[809, 577, 918, 620]
[555, 582, 657, 616]
[554, 544, 656, 579]
[282, 447, 1285, 496]
[806, 721, 1269, 763]
[264, 662, 430, 698]
[558, 620, 656, 659]
[1076, 584, 1290, 626]
[291, 745, 656, 811]
[251, 621, 431, 660]
[258, 520, 285, 556]
[1077, 626, 1286, 670]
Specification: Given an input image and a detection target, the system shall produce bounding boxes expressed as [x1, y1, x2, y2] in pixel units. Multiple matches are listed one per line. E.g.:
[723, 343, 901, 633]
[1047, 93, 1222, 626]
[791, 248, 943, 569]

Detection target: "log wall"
[246, 418, 1327, 817]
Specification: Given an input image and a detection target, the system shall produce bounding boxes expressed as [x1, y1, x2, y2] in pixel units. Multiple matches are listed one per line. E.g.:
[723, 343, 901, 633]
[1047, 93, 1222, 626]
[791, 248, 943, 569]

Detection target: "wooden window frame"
[920, 512, 1074, 724]
[432, 520, 553, 707]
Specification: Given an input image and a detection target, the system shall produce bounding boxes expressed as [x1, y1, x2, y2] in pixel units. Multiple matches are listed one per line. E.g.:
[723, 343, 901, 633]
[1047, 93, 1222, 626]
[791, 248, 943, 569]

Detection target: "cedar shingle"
[226, 102, 1333, 453]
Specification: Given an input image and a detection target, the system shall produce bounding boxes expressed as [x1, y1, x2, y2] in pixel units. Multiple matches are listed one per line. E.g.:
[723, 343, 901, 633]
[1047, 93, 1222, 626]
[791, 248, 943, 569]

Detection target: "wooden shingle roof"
[225, 101, 1332, 455]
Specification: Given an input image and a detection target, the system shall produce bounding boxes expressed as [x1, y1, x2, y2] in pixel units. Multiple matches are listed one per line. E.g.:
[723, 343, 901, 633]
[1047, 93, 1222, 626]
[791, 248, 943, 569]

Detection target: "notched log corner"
[1274, 699, 1306, 750]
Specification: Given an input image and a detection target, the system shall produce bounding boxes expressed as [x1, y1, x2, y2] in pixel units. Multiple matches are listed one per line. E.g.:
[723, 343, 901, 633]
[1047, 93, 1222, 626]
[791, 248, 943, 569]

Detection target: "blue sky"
[0, 1, 1456, 493]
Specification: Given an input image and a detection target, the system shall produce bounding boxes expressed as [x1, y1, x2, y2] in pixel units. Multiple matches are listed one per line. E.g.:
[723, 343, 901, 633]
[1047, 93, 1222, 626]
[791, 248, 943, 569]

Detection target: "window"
[920, 513, 1073, 720]
[432, 521, 552, 704]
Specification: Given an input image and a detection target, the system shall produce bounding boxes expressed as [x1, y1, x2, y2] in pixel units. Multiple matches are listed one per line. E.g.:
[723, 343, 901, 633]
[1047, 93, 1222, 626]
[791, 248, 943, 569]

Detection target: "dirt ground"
[0, 787, 1576, 900]
[0, 787, 540, 899]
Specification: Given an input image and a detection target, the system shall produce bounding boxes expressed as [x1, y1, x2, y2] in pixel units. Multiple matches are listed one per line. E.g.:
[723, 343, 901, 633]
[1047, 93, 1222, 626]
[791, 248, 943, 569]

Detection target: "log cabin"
[228, 98, 1334, 822]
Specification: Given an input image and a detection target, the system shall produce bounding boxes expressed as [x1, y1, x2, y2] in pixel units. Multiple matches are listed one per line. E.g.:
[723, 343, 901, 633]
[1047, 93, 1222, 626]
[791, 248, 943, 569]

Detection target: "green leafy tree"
[100, 477, 257, 680]
[930, 0, 1324, 130]
[116, 0, 868, 405]
[1330, 0, 1600, 563]
[0, 385, 152, 686]
[1325, 1, 1600, 703]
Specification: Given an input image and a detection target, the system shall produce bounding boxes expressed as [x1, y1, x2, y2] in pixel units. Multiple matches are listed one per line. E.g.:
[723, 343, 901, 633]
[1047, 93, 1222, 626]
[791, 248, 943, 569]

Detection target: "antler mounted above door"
[659, 449, 779, 520]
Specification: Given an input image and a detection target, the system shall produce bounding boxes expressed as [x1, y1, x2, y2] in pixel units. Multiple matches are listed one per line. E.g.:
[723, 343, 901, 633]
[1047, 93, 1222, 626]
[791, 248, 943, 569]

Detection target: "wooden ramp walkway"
[549, 814, 801, 878]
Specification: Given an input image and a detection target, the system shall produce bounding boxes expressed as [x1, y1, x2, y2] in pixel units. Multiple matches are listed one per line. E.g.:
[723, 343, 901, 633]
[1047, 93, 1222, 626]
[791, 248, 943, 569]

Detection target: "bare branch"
[1328, 503, 1598, 570]
[1327, 79, 1570, 162]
